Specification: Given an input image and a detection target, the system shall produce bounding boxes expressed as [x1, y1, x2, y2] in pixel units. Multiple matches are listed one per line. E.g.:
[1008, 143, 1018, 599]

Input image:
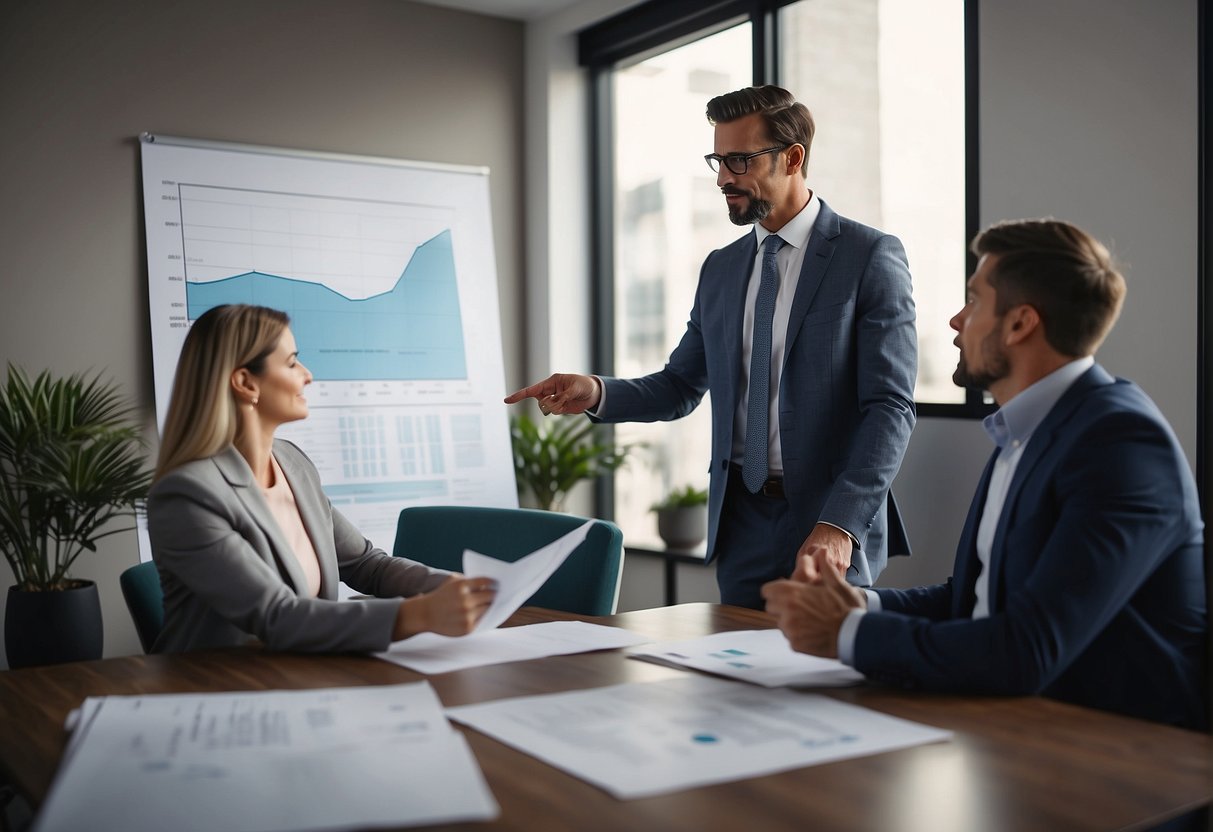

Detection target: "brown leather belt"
[728, 463, 784, 498]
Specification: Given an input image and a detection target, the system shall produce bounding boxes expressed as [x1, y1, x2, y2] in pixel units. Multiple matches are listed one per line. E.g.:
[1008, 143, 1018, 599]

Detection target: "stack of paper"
[34, 683, 497, 832]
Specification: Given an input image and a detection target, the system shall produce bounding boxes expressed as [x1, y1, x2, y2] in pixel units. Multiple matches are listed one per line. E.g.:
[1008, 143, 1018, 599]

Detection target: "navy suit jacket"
[857, 365, 1207, 729]
[596, 199, 917, 584]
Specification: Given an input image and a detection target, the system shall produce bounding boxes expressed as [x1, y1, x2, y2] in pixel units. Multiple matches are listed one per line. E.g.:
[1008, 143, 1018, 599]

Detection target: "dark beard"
[725, 193, 773, 226]
[952, 333, 1010, 390]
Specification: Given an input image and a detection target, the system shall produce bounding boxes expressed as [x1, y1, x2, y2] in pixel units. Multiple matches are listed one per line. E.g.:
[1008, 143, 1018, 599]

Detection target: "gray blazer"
[147, 439, 448, 653]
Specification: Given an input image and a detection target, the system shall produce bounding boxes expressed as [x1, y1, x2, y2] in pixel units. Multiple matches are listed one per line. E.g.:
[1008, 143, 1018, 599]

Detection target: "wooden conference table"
[0, 603, 1209, 832]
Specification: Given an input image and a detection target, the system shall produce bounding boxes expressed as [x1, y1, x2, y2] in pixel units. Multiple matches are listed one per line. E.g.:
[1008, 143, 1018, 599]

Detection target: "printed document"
[377, 620, 649, 674]
[447, 675, 950, 799]
[35, 683, 497, 832]
[628, 628, 863, 687]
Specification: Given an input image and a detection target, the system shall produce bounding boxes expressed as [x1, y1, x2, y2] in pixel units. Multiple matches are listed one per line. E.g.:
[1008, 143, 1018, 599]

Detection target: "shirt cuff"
[864, 589, 881, 612]
[818, 520, 859, 548]
[836, 590, 880, 666]
[837, 607, 866, 666]
[587, 375, 606, 417]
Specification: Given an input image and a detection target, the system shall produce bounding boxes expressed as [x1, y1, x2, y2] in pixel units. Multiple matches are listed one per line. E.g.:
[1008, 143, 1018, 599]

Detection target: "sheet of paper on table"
[627, 628, 864, 687]
[447, 675, 951, 800]
[36, 683, 497, 832]
[377, 620, 649, 674]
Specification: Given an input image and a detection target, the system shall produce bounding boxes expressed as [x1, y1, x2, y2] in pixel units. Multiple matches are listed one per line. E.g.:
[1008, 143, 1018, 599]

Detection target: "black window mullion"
[590, 67, 617, 523]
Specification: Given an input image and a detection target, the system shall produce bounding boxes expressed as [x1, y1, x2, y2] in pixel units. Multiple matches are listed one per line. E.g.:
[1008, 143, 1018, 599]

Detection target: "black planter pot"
[5, 581, 104, 668]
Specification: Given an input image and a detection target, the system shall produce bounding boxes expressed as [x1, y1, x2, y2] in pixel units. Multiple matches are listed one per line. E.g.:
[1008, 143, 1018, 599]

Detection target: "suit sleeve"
[594, 256, 712, 423]
[331, 504, 451, 596]
[817, 234, 917, 544]
[853, 409, 1196, 694]
[874, 580, 956, 622]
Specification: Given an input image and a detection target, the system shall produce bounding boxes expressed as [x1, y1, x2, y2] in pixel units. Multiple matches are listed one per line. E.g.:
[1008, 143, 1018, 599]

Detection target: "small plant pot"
[655, 505, 707, 550]
[5, 581, 104, 668]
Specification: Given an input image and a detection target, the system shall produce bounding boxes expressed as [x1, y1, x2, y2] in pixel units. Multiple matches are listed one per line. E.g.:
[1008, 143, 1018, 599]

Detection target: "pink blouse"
[261, 452, 322, 598]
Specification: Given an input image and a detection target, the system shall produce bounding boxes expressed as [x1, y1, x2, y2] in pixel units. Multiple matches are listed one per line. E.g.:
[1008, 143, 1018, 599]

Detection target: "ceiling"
[410, 0, 585, 21]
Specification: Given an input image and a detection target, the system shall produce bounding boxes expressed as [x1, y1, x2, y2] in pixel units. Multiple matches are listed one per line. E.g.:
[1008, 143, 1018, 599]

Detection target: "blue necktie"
[742, 234, 785, 494]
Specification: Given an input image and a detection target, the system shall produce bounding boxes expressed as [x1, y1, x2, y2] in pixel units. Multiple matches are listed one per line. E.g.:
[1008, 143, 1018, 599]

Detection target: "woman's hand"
[392, 575, 497, 640]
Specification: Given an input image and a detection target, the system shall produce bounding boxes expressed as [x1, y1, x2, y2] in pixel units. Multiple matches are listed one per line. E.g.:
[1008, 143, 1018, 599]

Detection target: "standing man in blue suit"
[506, 86, 918, 608]
[764, 218, 1207, 729]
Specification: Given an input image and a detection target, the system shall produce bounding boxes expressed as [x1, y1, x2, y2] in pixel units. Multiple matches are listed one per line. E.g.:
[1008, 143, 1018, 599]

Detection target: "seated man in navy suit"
[763, 218, 1207, 730]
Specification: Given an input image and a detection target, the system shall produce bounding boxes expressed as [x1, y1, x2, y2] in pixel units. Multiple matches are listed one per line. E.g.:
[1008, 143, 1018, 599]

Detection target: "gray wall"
[883, 0, 1199, 589]
[0, 0, 524, 666]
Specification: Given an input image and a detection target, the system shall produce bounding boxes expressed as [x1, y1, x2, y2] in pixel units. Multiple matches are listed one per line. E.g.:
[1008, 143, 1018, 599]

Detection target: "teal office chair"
[392, 506, 624, 615]
[120, 561, 164, 653]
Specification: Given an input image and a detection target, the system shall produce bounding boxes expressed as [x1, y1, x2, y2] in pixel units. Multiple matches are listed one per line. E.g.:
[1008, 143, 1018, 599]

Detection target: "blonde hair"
[155, 305, 289, 480]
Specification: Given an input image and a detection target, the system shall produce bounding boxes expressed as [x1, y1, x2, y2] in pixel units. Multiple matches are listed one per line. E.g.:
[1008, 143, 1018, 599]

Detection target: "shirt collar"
[754, 191, 819, 251]
[982, 356, 1094, 449]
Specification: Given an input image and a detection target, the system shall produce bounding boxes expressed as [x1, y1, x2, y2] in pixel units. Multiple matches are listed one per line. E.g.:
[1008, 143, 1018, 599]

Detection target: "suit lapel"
[723, 232, 758, 413]
[213, 445, 311, 597]
[985, 364, 1114, 608]
[782, 199, 840, 362]
[953, 451, 999, 617]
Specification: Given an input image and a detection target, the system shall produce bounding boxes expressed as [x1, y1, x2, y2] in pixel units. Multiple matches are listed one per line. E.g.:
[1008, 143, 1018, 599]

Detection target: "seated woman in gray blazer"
[148, 303, 496, 653]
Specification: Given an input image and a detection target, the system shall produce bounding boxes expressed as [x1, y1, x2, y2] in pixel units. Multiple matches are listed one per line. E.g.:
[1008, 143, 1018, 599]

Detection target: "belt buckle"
[761, 478, 783, 498]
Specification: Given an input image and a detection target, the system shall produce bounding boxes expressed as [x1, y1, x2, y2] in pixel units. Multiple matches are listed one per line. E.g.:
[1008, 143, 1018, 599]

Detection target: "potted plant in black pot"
[650, 484, 709, 550]
[0, 366, 151, 667]
[510, 412, 632, 512]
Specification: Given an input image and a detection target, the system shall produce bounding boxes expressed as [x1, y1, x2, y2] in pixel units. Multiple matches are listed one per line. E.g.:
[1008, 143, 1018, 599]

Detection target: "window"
[780, 0, 967, 405]
[581, 0, 975, 545]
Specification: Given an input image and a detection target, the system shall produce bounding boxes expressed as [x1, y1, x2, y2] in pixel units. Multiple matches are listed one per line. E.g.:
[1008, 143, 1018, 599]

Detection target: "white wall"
[526, 0, 1201, 598]
[0, 0, 525, 666]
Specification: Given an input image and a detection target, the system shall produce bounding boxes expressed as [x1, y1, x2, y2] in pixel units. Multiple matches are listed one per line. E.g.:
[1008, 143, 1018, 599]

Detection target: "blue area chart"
[185, 230, 466, 381]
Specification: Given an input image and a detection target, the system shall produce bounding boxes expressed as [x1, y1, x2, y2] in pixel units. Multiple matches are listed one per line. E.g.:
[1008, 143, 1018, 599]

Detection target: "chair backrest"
[120, 561, 164, 653]
[393, 506, 624, 616]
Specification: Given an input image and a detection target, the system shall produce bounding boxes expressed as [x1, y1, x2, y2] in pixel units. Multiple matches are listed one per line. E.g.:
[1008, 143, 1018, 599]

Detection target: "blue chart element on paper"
[185, 230, 466, 381]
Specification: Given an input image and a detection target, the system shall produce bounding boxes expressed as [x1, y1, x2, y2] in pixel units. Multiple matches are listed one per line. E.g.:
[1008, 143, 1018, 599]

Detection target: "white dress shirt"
[731, 194, 821, 474]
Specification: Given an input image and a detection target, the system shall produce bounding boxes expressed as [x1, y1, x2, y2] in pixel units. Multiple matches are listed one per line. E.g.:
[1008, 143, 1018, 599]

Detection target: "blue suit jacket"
[857, 365, 1207, 729]
[596, 199, 917, 584]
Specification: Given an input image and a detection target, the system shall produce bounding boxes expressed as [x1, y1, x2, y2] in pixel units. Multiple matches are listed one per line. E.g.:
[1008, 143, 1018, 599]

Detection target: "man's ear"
[230, 367, 259, 405]
[785, 143, 806, 177]
[1003, 304, 1041, 347]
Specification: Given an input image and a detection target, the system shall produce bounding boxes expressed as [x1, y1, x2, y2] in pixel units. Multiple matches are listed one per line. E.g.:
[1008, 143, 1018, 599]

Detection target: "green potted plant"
[650, 484, 709, 550]
[0, 366, 151, 667]
[510, 412, 632, 512]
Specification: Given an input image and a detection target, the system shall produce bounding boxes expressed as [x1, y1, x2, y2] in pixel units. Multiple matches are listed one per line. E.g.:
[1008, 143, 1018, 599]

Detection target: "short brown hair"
[706, 85, 815, 178]
[972, 219, 1126, 357]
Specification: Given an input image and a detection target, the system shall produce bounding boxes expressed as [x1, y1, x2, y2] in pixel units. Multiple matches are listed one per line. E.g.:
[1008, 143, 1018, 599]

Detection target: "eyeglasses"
[704, 145, 789, 175]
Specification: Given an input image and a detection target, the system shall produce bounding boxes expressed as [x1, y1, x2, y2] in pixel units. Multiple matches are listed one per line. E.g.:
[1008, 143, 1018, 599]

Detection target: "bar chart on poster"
[140, 135, 517, 551]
